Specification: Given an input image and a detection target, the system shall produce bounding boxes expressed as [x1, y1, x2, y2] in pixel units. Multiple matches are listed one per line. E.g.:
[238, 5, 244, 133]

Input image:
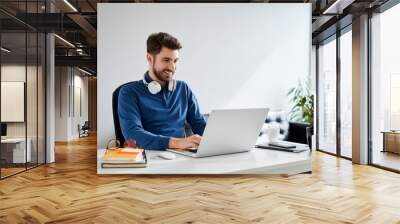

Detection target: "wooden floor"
[1, 135, 400, 223]
[1, 167, 26, 178]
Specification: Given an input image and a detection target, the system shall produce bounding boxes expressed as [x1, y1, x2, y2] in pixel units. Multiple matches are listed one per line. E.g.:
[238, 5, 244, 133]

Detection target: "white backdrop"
[97, 3, 311, 148]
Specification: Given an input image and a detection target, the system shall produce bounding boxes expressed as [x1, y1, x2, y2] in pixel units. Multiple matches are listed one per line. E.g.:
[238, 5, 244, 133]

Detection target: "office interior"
[1, 0, 400, 222]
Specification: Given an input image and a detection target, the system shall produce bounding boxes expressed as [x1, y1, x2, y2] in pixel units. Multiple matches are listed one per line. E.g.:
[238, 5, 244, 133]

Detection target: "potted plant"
[287, 78, 314, 148]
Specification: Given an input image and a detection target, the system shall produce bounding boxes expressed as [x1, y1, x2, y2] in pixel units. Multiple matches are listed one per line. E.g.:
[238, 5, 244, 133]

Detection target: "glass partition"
[339, 28, 352, 158]
[0, 1, 46, 179]
[317, 36, 337, 155]
[370, 3, 400, 171]
[27, 30, 38, 169]
[1, 31, 28, 177]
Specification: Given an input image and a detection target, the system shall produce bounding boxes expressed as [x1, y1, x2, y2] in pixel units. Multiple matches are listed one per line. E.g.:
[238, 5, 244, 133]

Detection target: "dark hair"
[147, 32, 182, 55]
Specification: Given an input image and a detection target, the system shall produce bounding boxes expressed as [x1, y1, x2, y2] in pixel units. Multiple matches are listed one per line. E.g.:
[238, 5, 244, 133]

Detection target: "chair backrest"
[265, 111, 289, 140]
[112, 82, 135, 146]
[286, 122, 309, 144]
[82, 121, 90, 129]
[183, 114, 209, 137]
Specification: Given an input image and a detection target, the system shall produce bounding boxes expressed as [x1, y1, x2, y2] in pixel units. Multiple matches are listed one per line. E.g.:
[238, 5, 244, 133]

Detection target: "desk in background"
[382, 131, 400, 154]
[97, 142, 311, 175]
[1, 138, 32, 164]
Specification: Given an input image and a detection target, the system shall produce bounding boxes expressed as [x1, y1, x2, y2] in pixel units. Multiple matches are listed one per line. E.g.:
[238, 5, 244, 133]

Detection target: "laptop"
[167, 108, 269, 158]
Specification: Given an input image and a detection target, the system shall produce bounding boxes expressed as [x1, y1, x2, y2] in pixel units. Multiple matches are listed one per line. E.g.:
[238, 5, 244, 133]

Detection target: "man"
[118, 32, 207, 150]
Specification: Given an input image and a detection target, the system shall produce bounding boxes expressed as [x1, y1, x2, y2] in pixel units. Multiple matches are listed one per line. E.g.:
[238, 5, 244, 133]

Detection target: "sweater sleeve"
[118, 85, 170, 150]
[185, 84, 207, 136]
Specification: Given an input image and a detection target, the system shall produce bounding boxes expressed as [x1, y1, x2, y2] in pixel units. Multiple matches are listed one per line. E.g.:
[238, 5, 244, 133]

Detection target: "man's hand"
[168, 134, 202, 150]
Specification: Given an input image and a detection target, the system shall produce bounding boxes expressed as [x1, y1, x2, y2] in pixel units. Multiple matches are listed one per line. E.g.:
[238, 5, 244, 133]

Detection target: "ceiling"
[0, 0, 392, 75]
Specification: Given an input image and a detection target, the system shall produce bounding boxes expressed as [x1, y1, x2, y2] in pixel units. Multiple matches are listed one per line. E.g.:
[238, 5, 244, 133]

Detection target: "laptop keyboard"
[186, 148, 198, 153]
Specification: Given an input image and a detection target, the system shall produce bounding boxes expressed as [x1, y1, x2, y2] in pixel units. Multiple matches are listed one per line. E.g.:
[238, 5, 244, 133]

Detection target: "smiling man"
[118, 32, 207, 150]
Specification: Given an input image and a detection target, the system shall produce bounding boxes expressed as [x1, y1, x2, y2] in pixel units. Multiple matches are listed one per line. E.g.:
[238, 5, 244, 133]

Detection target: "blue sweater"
[118, 72, 207, 150]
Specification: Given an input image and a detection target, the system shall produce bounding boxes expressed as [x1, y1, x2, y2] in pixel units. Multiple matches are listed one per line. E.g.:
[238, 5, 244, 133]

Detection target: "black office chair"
[78, 121, 90, 138]
[285, 122, 309, 145]
[112, 82, 135, 146]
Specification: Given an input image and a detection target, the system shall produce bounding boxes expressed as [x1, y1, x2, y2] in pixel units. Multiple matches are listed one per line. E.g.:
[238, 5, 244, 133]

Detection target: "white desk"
[97, 142, 312, 175]
[1, 138, 31, 163]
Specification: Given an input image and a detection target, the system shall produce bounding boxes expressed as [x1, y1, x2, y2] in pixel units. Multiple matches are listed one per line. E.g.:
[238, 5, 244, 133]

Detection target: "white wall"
[97, 3, 312, 148]
[72, 73, 89, 138]
[55, 67, 69, 141]
[55, 67, 89, 141]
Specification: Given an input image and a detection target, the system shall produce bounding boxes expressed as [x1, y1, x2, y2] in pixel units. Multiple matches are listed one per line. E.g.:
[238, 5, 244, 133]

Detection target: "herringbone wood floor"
[1, 134, 400, 224]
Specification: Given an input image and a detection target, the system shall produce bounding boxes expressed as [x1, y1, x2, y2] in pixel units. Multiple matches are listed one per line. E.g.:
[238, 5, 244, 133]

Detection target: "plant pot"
[306, 126, 313, 149]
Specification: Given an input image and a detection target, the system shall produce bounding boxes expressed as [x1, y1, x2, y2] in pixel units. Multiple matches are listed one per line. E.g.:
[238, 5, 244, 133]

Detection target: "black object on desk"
[268, 142, 296, 149]
[255, 143, 308, 153]
[1, 123, 7, 138]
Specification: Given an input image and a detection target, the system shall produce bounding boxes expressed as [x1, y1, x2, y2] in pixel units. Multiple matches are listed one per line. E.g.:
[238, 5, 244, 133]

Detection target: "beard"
[152, 66, 174, 83]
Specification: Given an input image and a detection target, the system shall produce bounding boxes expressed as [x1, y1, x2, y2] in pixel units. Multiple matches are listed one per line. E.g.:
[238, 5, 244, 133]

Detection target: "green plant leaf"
[287, 78, 314, 125]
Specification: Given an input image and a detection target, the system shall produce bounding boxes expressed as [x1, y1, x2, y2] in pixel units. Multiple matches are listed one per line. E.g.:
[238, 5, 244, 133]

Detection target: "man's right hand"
[168, 134, 202, 150]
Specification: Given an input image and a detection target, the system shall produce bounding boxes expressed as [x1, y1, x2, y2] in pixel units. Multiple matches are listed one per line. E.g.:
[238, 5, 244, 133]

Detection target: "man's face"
[148, 47, 179, 82]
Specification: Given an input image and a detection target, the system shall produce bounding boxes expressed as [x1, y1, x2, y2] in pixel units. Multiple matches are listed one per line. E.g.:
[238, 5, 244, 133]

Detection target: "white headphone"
[142, 74, 176, 95]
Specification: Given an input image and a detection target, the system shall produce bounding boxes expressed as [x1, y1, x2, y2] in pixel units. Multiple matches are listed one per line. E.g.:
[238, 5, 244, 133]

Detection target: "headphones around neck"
[143, 74, 176, 95]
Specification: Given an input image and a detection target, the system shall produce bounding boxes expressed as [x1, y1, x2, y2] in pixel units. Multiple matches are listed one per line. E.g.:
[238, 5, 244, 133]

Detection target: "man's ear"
[146, 53, 153, 64]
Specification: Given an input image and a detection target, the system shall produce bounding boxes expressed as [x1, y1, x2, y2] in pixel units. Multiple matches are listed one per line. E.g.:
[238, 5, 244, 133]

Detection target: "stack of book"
[100, 147, 147, 168]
